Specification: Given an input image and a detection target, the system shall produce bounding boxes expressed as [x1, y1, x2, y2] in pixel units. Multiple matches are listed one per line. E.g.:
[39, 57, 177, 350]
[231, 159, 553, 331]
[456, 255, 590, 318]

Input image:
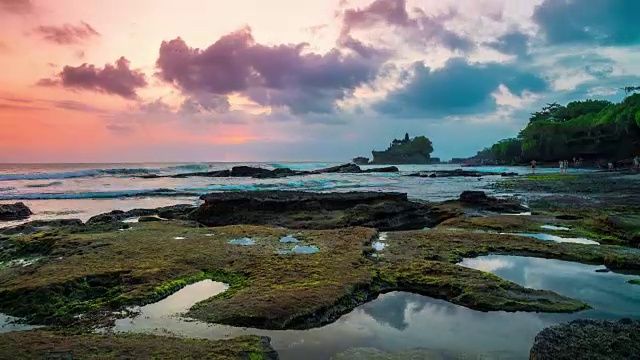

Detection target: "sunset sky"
[1, 0, 639, 163]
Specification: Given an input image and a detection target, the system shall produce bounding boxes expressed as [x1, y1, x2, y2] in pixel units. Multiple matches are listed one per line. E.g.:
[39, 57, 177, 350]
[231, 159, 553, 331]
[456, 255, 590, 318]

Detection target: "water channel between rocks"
[104, 255, 640, 360]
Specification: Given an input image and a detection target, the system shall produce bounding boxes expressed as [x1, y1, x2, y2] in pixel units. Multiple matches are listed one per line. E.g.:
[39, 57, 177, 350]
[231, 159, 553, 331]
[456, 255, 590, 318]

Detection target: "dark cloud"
[48, 100, 108, 113]
[34, 22, 100, 45]
[339, 0, 473, 52]
[37, 57, 147, 99]
[533, 0, 640, 46]
[0, 103, 45, 111]
[555, 53, 615, 80]
[156, 27, 382, 114]
[0, 0, 33, 14]
[374, 58, 548, 117]
[179, 93, 230, 115]
[487, 31, 530, 57]
[106, 124, 134, 135]
[35, 78, 58, 87]
[1, 96, 32, 103]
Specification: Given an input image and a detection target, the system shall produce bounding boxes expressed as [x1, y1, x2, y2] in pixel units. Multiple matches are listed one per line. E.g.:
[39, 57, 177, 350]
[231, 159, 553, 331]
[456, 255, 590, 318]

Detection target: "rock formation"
[0, 202, 33, 221]
[530, 318, 640, 360]
[370, 133, 434, 164]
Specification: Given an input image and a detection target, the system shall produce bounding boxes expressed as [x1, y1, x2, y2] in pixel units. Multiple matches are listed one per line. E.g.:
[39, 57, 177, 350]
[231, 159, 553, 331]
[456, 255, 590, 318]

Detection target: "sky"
[1, 0, 639, 163]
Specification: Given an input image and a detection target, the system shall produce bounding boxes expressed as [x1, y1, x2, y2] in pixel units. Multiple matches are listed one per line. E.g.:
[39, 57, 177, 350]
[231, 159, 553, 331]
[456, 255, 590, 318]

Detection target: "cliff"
[370, 134, 434, 164]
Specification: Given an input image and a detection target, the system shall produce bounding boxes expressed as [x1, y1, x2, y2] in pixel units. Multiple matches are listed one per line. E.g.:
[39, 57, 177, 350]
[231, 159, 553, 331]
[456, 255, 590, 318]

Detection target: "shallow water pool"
[459, 255, 640, 318]
[508, 232, 599, 245]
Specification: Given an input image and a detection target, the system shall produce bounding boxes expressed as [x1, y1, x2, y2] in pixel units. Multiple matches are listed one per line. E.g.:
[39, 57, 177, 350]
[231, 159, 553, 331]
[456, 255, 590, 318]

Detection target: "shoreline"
[1, 170, 639, 358]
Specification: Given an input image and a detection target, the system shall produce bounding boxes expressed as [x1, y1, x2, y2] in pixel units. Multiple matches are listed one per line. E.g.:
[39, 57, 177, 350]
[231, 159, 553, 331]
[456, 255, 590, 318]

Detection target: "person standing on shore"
[608, 162, 614, 171]
[559, 160, 563, 173]
[633, 156, 639, 171]
[564, 160, 569, 173]
[531, 159, 537, 174]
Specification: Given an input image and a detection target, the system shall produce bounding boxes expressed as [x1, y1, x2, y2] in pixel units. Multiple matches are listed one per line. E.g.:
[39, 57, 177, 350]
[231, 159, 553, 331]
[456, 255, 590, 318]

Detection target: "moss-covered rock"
[3, 220, 632, 329]
[530, 318, 640, 360]
[0, 331, 278, 360]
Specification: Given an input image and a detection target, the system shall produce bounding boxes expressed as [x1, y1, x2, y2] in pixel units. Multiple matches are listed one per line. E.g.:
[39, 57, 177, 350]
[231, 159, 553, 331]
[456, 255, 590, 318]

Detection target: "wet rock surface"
[87, 204, 195, 224]
[530, 318, 640, 360]
[0, 218, 83, 235]
[0, 203, 32, 221]
[0, 331, 279, 360]
[190, 190, 437, 230]
[147, 164, 399, 179]
[407, 169, 517, 178]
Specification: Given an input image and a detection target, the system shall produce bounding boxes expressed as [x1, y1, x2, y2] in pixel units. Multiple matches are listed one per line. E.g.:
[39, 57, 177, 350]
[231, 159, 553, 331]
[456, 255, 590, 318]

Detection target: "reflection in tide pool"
[0, 314, 39, 334]
[109, 256, 640, 359]
[111, 290, 582, 360]
[276, 245, 319, 254]
[459, 255, 640, 319]
[116, 280, 228, 324]
[540, 225, 570, 231]
[228, 237, 255, 245]
[509, 233, 599, 245]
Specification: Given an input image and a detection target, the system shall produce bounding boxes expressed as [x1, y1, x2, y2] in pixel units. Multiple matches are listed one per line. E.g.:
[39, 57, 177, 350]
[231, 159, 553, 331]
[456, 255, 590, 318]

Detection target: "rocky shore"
[1, 170, 639, 358]
[530, 319, 640, 360]
[140, 163, 399, 179]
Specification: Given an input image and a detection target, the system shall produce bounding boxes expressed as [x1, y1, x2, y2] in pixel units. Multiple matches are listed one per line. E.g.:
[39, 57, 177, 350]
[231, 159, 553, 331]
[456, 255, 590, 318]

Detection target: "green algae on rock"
[0, 331, 278, 360]
[0, 221, 613, 330]
[529, 318, 640, 360]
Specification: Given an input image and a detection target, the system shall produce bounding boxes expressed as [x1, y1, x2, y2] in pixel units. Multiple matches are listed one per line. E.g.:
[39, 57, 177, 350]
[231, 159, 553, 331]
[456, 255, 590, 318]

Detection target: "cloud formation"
[156, 27, 383, 114]
[37, 57, 147, 99]
[339, 0, 473, 51]
[533, 0, 640, 46]
[34, 22, 100, 45]
[0, 0, 33, 14]
[375, 58, 548, 117]
[487, 31, 530, 57]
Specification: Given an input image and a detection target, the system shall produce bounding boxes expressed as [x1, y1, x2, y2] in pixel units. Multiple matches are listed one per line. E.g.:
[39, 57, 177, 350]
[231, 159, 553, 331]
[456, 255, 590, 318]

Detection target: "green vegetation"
[477, 93, 640, 163]
[4, 220, 640, 330]
[629, 279, 640, 285]
[0, 331, 277, 359]
[371, 133, 434, 164]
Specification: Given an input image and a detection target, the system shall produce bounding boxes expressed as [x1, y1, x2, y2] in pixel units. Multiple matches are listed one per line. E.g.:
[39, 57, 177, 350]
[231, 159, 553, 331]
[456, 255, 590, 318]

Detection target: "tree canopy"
[486, 93, 640, 162]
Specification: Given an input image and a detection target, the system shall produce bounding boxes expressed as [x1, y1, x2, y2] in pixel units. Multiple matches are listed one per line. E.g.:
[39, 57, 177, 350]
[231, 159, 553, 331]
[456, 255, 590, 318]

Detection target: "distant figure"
[564, 160, 569, 173]
[573, 157, 577, 166]
[608, 162, 614, 171]
[559, 160, 563, 173]
[531, 160, 537, 174]
[633, 156, 639, 171]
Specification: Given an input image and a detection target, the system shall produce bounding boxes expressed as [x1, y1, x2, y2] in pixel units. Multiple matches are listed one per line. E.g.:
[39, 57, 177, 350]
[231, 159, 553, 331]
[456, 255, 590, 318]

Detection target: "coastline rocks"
[190, 190, 436, 230]
[162, 164, 399, 179]
[530, 318, 640, 360]
[458, 191, 528, 213]
[0, 202, 33, 221]
[407, 169, 515, 178]
[604, 214, 640, 245]
[87, 204, 196, 224]
[0, 218, 83, 235]
[352, 156, 370, 165]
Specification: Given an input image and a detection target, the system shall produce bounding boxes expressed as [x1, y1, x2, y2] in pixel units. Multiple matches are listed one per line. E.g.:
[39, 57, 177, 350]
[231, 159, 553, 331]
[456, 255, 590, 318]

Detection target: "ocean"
[0, 162, 571, 226]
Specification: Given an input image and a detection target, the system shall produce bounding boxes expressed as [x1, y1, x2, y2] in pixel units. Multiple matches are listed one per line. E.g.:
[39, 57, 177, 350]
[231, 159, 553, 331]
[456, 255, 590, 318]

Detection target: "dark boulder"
[0, 218, 83, 235]
[230, 166, 273, 177]
[87, 204, 196, 224]
[530, 318, 640, 360]
[361, 166, 399, 173]
[86, 210, 130, 224]
[0, 202, 33, 221]
[190, 190, 437, 230]
[315, 163, 362, 173]
[352, 157, 369, 165]
[453, 191, 528, 214]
